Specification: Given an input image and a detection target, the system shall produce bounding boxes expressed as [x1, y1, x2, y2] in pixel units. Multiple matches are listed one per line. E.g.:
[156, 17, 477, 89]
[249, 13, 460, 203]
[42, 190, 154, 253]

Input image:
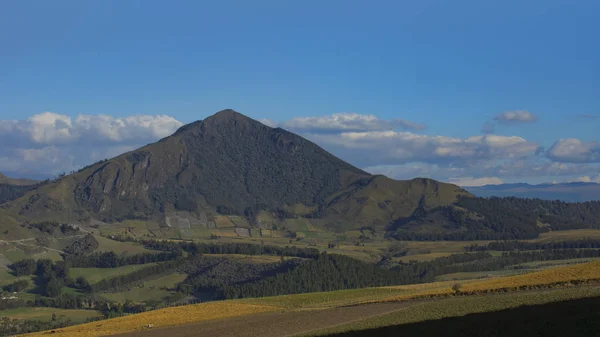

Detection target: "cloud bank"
[268, 113, 426, 133]
[0, 112, 183, 176]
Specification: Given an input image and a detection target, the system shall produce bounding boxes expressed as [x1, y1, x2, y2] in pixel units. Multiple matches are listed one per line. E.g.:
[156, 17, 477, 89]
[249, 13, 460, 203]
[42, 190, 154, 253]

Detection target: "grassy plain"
[101, 273, 188, 302]
[0, 307, 103, 323]
[69, 264, 158, 284]
[94, 235, 152, 255]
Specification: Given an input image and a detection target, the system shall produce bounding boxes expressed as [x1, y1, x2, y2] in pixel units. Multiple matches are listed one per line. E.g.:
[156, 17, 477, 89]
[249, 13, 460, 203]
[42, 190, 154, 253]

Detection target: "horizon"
[1, 1, 599, 186]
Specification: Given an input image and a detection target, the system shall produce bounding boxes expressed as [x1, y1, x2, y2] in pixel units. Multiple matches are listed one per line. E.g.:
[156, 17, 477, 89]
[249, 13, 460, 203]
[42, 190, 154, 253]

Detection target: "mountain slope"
[1, 110, 468, 232]
[465, 182, 600, 202]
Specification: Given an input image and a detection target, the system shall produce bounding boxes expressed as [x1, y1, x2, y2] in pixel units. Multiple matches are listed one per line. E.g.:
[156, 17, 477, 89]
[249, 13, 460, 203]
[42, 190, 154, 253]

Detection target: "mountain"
[0, 110, 469, 234]
[0, 173, 39, 186]
[465, 182, 600, 202]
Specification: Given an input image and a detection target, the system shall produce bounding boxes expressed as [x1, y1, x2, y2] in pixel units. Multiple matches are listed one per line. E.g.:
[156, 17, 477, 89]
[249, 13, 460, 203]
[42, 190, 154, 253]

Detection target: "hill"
[0, 173, 39, 187]
[0, 109, 468, 235]
[1, 109, 599, 243]
[465, 182, 600, 202]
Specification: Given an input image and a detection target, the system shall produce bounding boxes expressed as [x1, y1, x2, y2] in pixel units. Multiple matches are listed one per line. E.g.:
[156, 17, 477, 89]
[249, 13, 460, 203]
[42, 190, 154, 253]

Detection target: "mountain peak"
[204, 109, 258, 125]
[206, 109, 240, 121]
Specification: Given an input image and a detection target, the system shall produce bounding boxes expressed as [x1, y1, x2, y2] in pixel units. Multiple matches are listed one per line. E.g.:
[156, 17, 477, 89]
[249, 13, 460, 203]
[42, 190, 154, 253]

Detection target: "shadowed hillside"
[323, 296, 600, 337]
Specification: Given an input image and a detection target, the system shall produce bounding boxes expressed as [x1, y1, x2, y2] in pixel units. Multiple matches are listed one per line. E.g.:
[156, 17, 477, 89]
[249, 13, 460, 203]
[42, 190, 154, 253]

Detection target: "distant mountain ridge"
[465, 182, 600, 202]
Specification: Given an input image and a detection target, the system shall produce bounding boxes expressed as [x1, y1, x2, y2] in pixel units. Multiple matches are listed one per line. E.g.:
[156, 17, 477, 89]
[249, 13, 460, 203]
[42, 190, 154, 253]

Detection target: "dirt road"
[114, 302, 418, 337]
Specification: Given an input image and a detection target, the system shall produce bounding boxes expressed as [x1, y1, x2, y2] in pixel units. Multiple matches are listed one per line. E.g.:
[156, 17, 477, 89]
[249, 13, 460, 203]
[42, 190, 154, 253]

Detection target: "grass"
[397, 252, 454, 262]
[534, 229, 600, 242]
[0, 307, 103, 323]
[462, 260, 600, 292]
[284, 219, 310, 232]
[101, 273, 188, 302]
[243, 288, 412, 309]
[0, 268, 18, 286]
[22, 302, 279, 337]
[94, 235, 153, 255]
[301, 286, 600, 336]
[69, 264, 158, 284]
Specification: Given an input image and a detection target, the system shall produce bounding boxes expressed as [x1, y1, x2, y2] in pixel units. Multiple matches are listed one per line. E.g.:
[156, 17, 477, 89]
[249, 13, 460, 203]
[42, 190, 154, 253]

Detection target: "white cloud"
[363, 160, 599, 185]
[493, 110, 538, 123]
[307, 131, 540, 167]
[0, 112, 183, 148]
[280, 113, 426, 132]
[546, 138, 600, 163]
[447, 176, 504, 187]
[0, 112, 183, 176]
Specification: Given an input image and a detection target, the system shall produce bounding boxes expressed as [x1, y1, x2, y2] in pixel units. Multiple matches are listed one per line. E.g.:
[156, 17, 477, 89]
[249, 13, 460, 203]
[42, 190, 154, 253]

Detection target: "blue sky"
[1, 0, 599, 185]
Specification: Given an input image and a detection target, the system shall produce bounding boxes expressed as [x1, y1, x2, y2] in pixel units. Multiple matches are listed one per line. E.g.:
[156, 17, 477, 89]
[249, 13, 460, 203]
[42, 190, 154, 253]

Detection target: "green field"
[94, 235, 153, 255]
[102, 273, 187, 302]
[0, 307, 103, 323]
[69, 264, 158, 284]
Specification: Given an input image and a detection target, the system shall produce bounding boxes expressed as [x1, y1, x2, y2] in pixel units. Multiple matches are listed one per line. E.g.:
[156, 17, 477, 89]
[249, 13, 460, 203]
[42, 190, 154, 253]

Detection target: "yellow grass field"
[377, 260, 600, 303]
[533, 229, 600, 242]
[22, 303, 279, 337]
[463, 260, 600, 292]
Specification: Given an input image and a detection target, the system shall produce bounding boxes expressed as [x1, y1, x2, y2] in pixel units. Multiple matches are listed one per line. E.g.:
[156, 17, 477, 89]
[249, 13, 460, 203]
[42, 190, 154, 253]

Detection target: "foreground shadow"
[327, 296, 600, 337]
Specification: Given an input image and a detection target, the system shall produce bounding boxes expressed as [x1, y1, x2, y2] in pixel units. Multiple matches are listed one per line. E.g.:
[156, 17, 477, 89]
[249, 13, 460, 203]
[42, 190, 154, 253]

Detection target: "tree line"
[143, 240, 321, 259]
[64, 250, 183, 268]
